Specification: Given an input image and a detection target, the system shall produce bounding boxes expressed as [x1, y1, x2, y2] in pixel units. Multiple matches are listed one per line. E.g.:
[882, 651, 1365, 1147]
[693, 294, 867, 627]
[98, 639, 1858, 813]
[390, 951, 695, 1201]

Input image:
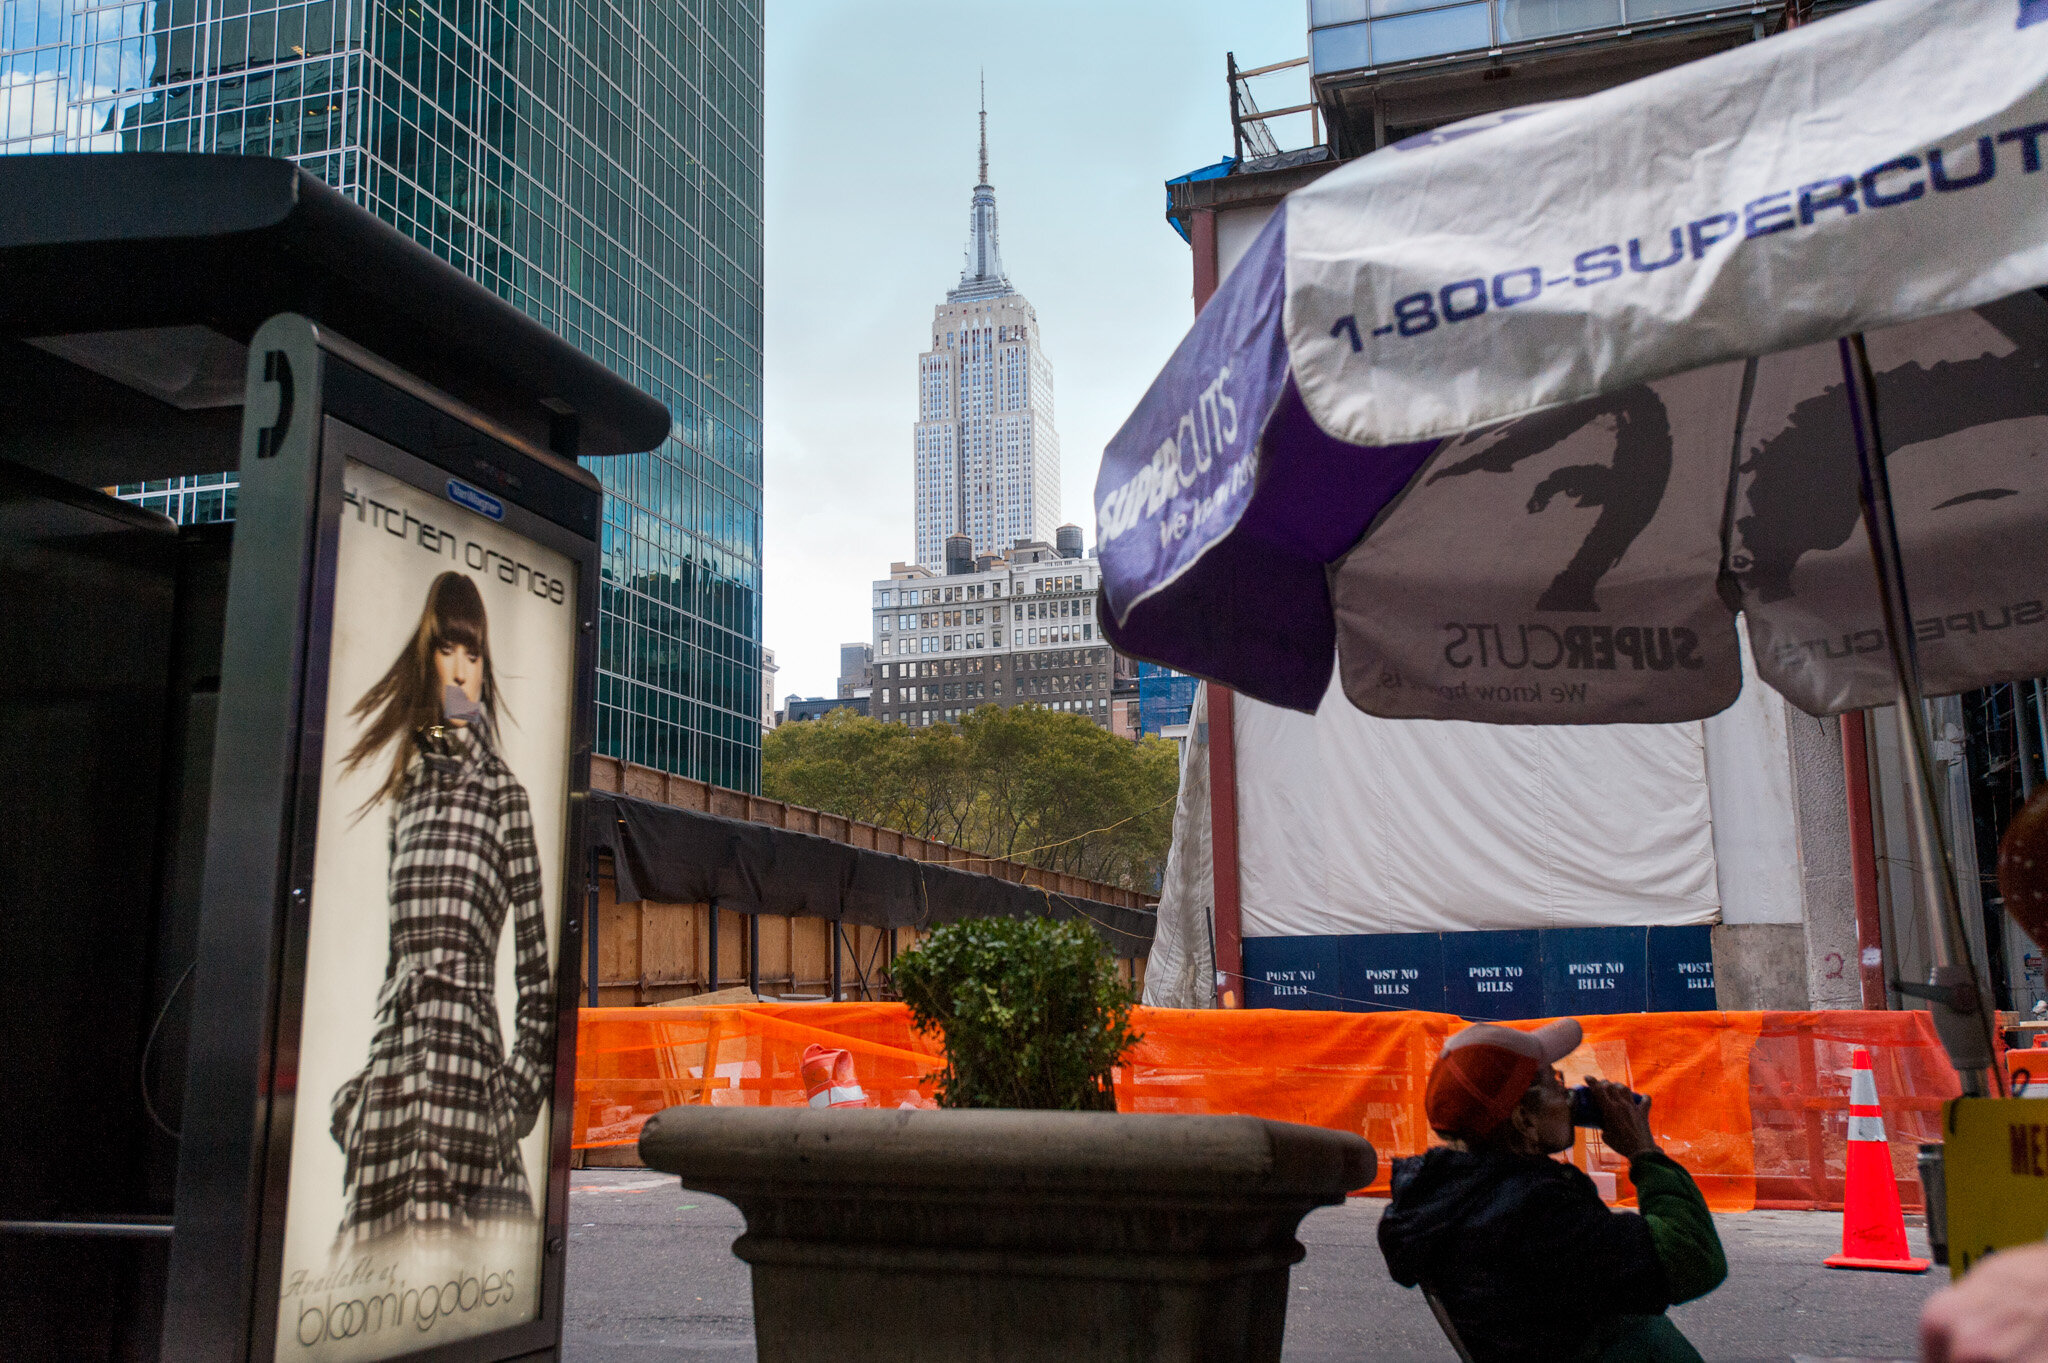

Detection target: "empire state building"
[912, 96, 1060, 570]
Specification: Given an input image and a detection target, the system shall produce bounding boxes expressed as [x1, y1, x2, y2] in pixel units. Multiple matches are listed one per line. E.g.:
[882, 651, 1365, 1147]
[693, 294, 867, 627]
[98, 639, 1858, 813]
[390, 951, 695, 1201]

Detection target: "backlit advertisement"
[273, 455, 576, 1360]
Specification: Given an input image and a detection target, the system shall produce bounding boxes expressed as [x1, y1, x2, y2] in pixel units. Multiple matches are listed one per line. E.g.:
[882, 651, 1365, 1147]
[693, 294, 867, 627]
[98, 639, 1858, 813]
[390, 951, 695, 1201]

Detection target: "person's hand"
[1588, 1078, 1657, 1159]
[1922, 1242, 2048, 1363]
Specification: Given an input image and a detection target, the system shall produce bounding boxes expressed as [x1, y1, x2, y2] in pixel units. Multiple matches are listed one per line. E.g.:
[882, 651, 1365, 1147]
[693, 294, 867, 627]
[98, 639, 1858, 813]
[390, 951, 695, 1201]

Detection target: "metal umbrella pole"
[1838, 334, 2003, 1096]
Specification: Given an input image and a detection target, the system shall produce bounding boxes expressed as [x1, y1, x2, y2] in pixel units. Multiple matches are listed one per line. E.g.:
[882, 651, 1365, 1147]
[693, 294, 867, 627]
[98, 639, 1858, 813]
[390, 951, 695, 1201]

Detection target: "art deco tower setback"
[913, 95, 1059, 570]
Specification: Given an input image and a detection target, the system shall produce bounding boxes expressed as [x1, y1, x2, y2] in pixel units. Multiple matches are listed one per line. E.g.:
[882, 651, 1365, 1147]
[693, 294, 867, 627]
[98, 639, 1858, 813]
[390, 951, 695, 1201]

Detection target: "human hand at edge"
[1588, 1077, 1657, 1160]
[1922, 1242, 2048, 1363]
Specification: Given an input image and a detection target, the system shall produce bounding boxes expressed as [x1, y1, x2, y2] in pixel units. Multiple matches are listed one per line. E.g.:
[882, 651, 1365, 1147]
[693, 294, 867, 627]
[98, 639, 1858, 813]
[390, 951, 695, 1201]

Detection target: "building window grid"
[32, 0, 766, 789]
[1308, 0, 1740, 73]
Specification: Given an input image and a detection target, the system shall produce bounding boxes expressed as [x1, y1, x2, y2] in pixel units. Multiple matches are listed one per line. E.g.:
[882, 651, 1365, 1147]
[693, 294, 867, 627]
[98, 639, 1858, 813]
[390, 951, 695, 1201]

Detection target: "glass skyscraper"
[1, 0, 765, 790]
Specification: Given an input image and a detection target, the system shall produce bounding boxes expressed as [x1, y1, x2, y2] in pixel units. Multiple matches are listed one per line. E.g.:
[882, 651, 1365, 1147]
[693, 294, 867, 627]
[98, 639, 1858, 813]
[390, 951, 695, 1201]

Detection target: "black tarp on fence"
[586, 792, 1155, 959]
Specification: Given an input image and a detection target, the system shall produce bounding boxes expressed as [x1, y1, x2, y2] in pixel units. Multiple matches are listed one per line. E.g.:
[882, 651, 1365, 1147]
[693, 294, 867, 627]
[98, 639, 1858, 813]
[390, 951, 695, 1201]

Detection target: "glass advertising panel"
[272, 449, 577, 1360]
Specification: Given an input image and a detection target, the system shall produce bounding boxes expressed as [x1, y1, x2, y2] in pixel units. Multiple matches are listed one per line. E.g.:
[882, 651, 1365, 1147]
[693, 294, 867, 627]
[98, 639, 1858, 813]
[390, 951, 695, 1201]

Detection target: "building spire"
[949, 75, 1010, 301]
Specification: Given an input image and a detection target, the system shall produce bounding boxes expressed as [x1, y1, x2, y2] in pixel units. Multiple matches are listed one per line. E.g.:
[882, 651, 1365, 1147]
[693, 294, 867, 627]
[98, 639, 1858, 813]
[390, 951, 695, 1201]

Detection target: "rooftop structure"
[783, 695, 870, 724]
[838, 641, 874, 699]
[1307, 0, 1864, 157]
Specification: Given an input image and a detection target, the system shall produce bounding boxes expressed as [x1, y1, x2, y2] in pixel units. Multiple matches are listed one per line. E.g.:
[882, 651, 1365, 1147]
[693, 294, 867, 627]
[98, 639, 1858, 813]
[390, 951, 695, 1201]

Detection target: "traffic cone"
[800, 1044, 869, 1109]
[1824, 1048, 1930, 1273]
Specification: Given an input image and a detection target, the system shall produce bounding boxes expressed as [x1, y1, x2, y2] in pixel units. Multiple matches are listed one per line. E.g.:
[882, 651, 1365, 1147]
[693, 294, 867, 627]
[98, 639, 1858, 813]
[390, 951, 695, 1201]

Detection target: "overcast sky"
[760, 1, 1313, 702]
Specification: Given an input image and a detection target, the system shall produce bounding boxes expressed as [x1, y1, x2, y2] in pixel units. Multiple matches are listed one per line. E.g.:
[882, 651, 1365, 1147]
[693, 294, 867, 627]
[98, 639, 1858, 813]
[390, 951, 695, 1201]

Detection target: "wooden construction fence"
[579, 756, 1154, 1007]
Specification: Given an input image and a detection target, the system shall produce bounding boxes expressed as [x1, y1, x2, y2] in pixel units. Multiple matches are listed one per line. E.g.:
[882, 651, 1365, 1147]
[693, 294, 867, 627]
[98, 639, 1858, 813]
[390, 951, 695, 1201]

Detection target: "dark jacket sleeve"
[1630, 1151, 1727, 1304]
[1506, 1173, 1673, 1320]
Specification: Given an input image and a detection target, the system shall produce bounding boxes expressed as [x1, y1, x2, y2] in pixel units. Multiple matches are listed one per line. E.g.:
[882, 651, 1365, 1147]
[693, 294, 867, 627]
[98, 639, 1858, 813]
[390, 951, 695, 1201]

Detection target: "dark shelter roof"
[0, 154, 670, 463]
[588, 792, 1155, 960]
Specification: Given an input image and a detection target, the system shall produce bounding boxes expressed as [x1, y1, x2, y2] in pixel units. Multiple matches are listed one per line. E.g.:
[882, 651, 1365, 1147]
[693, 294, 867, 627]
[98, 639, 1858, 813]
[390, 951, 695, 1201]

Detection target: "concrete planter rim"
[639, 1106, 1375, 1198]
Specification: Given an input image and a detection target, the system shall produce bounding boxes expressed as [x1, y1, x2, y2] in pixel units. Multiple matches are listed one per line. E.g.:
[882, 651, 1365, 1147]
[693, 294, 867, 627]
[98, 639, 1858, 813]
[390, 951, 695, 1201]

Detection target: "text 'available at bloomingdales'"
[1325, 120, 2048, 354]
[282, 1258, 522, 1348]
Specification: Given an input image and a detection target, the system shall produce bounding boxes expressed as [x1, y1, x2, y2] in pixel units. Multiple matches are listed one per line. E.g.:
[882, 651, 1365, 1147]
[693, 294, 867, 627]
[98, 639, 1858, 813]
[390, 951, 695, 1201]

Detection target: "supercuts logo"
[1769, 599, 2046, 669]
[1098, 364, 1239, 547]
[1442, 621, 1706, 672]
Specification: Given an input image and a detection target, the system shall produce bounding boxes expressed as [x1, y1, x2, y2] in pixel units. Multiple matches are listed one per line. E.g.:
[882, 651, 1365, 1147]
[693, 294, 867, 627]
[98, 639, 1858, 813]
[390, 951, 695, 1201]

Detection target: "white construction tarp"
[1139, 685, 1217, 1008]
[1285, 0, 2048, 445]
[1234, 673, 1720, 938]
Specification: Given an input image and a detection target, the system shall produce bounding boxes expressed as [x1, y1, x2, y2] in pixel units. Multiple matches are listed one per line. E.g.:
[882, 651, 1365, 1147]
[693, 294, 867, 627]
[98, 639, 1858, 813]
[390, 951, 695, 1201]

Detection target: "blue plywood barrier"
[1539, 926, 1648, 1015]
[1240, 934, 1343, 1009]
[1647, 924, 1718, 1011]
[1443, 930, 1542, 1020]
[1244, 925, 1717, 1016]
[1341, 932, 1446, 1013]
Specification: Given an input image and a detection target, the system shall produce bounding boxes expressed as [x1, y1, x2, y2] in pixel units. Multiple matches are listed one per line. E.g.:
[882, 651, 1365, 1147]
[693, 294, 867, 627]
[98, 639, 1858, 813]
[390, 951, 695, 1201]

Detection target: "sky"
[761, 0, 1314, 702]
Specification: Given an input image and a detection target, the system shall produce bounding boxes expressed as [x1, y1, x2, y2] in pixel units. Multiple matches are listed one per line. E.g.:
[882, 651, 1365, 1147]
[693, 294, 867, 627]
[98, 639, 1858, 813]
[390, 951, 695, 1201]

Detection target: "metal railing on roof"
[1228, 51, 1322, 162]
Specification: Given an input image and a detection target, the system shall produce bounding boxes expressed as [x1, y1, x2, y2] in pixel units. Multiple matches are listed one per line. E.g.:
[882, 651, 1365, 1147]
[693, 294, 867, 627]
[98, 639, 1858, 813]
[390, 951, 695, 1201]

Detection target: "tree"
[756, 705, 913, 828]
[761, 705, 1179, 891]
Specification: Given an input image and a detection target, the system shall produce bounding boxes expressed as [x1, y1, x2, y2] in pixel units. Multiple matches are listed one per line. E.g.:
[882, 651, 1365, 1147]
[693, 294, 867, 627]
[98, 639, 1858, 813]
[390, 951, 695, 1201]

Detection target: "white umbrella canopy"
[1331, 294, 2048, 724]
[1095, 0, 2048, 1083]
[1096, 0, 2048, 727]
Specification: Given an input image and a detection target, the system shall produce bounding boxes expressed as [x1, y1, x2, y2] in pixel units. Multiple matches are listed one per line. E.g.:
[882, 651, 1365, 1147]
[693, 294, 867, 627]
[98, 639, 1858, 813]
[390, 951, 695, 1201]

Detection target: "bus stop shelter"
[0, 153, 668, 1363]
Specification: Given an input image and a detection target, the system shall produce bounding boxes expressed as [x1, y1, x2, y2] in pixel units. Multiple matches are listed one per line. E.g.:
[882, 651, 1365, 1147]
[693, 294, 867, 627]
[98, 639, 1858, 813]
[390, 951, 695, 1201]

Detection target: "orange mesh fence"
[574, 1003, 944, 1145]
[1111, 1009, 1762, 1208]
[1747, 1010, 1960, 1211]
[574, 1005, 1955, 1213]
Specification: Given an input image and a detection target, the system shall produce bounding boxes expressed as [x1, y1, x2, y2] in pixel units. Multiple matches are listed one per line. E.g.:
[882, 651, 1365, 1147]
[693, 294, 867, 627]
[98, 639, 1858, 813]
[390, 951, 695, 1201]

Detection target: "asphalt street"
[563, 1167, 1944, 1363]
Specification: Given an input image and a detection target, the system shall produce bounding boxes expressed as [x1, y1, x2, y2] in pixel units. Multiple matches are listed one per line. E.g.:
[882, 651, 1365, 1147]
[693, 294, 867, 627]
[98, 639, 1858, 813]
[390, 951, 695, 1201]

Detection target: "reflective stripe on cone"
[800, 1043, 870, 1109]
[1824, 1047, 1930, 1274]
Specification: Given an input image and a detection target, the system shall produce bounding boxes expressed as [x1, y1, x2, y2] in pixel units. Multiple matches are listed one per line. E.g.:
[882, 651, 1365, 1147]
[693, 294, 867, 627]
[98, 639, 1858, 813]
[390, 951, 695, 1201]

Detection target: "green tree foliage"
[891, 916, 1140, 1111]
[762, 704, 1178, 891]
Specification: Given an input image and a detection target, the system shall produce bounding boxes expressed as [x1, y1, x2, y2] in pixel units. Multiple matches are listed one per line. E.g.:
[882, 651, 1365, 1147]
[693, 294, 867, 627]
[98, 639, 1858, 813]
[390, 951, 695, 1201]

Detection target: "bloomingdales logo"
[282, 1259, 521, 1348]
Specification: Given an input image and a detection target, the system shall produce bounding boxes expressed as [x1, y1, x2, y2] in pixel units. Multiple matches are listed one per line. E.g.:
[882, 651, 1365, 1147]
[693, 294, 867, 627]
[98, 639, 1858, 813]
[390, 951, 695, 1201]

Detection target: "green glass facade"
[3, 0, 765, 789]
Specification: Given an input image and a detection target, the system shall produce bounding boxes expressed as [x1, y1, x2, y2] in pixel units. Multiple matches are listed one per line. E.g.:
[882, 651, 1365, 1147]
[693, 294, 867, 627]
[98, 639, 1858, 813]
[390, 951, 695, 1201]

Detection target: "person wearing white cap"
[1377, 1019, 1726, 1363]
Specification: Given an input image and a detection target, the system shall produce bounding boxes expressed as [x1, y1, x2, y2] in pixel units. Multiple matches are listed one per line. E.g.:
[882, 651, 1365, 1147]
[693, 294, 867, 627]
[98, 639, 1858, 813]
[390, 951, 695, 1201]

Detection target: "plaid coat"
[330, 722, 554, 1242]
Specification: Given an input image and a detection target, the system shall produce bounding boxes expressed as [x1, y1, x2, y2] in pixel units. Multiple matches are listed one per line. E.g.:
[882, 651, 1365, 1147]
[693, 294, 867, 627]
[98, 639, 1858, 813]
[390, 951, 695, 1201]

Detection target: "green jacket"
[1571, 1152, 1729, 1363]
[1381, 1146, 1727, 1363]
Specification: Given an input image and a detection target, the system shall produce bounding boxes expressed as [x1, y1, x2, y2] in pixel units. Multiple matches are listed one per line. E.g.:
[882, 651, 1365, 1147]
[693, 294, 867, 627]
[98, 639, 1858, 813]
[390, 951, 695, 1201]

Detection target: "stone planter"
[637, 1107, 1375, 1363]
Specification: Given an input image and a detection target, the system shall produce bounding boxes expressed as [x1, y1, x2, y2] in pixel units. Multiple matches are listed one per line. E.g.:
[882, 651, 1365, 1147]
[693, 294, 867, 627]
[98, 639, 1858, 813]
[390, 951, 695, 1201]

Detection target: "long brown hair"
[342, 571, 502, 809]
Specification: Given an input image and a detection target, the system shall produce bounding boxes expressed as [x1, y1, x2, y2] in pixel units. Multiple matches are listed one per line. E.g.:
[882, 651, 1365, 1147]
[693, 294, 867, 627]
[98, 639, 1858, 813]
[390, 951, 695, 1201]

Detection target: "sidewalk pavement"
[564, 1168, 1943, 1363]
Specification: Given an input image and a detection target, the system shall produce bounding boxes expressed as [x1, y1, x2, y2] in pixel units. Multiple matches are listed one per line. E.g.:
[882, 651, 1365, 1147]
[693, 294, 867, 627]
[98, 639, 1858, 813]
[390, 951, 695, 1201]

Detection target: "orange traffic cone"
[1824, 1048, 1930, 1273]
[800, 1044, 869, 1109]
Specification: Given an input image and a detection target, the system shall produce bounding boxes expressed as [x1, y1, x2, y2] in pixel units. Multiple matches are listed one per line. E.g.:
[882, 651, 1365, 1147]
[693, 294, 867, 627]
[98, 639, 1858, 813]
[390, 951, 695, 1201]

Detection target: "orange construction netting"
[573, 1005, 1958, 1213]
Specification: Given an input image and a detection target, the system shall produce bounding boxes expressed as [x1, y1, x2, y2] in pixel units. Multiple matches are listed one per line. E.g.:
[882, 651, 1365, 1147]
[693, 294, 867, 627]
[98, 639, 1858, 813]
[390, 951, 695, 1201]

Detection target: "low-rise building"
[782, 695, 870, 724]
[870, 528, 1115, 728]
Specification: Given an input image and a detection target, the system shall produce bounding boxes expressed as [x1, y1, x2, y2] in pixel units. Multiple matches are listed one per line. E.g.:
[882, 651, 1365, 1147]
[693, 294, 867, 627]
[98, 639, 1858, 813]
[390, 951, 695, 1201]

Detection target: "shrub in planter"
[891, 915, 1140, 1111]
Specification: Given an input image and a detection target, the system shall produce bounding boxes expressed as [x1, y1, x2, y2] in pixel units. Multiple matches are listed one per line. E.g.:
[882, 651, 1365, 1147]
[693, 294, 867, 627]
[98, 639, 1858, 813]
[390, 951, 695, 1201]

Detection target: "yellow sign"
[1943, 1097, 2048, 1279]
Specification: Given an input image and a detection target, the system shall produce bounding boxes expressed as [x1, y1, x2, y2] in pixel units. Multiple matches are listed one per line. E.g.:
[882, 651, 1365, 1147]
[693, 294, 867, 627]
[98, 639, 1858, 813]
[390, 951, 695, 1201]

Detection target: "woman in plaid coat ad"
[330, 570, 555, 1242]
